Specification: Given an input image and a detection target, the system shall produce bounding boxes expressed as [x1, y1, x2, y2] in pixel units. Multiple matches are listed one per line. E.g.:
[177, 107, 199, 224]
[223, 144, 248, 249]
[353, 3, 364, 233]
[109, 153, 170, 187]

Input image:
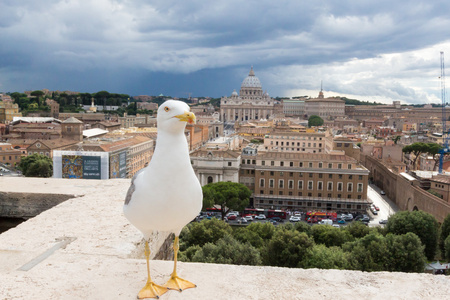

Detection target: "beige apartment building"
[240, 152, 370, 213]
[263, 129, 332, 153]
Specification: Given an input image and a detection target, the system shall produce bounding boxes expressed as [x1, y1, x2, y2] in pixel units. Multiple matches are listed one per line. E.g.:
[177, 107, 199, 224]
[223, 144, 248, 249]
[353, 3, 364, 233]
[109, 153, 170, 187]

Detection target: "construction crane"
[439, 51, 449, 173]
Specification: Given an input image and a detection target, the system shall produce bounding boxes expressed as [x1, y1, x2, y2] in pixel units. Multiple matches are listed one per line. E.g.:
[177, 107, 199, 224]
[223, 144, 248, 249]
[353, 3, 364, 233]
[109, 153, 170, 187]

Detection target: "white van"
[318, 219, 333, 225]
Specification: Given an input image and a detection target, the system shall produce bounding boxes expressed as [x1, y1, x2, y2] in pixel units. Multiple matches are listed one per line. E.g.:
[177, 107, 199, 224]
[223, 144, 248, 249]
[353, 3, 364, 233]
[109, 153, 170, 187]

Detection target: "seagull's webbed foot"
[137, 281, 168, 299]
[163, 274, 196, 292]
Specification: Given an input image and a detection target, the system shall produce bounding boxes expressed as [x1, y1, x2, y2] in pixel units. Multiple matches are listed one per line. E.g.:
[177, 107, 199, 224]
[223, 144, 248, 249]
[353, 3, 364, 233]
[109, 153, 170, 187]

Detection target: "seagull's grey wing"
[124, 168, 145, 205]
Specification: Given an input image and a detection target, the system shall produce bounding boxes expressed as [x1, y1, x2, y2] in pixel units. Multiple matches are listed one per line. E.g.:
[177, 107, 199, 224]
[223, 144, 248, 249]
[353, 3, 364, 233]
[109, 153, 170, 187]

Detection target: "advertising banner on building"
[110, 151, 127, 179]
[82, 156, 101, 179]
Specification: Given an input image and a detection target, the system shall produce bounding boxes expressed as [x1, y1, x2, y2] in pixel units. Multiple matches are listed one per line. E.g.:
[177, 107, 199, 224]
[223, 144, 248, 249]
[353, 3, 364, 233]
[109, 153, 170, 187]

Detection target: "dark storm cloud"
[1, 0, 450, 103]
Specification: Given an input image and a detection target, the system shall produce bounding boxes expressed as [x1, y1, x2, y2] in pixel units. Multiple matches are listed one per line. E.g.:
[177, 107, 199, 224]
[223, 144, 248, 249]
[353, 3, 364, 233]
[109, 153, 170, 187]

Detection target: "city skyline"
[1, 1, 450, 104]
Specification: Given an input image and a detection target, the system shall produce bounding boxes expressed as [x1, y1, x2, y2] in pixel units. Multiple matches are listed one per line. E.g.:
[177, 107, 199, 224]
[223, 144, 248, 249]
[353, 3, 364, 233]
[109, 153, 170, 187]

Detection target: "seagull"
[123, 100, 203, 299]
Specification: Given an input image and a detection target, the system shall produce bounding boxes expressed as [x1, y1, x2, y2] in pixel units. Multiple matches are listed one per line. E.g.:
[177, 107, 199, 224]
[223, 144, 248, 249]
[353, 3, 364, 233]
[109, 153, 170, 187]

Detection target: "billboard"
[82, 156, 101, 179]
[55, 151, 108, 180]
[110, 151, 127, 179]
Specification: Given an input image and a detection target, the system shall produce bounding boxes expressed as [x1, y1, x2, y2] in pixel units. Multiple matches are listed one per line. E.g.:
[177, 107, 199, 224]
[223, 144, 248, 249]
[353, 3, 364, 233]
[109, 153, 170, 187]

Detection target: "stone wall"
[0, 192, 75, 219]
[363, 155, 450, 223]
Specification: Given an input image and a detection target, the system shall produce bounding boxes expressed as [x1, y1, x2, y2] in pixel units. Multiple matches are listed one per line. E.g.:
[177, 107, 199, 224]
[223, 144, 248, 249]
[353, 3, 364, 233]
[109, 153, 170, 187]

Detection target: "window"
[271, 161, 275, 166]
[348, 164, 352, 169]
[299, 162, 303, 167]
[252, 160, 256, 164]
[288, 180, 294, 189]
[358, 175, 363, 180]
[327, 182, 333, 191]
[328, 163, 332, 168]
[337, 182, 343, 192]
[269, 179, 274, 188]
[347, 183, 353, 192]
[228, 162, 232, 166]
[279, 179, 284, 188]
[290, 162, 294, 167]
[280, 162, 284, 167]
[262, 161, 265, 166]
[318, 162, 323, 168]
[319, 173, 323, 178]
[339, 174, 343, 179]
[309, 162, 313, 168]
[260, 179, 265, 187]
[299, 172, 303, 177]
[298, 180, 303, 189]
[328, 174, 333, 179]
[338, 163, 342, 169]
[349, 175, 353, 179]
[289, 172, 294, 177]
[308, 181, 313, 190]
[357, 183, 363, 192]
[279, 191, 283, 195]
[280, 172, 284, 176]
[270, 171, 274, 176]
[318, 181, 323, 190]
[309, 173, 313, 178]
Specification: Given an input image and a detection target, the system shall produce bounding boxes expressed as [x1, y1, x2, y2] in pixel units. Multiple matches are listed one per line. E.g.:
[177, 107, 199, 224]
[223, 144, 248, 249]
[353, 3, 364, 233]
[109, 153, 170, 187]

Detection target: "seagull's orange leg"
[163, 236, 196, 291]
[137, 241, 169, 299]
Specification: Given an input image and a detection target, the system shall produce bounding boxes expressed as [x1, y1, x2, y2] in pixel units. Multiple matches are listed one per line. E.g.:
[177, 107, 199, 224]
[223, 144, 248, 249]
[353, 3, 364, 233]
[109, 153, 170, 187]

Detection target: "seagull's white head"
[157, 100, 196, 134]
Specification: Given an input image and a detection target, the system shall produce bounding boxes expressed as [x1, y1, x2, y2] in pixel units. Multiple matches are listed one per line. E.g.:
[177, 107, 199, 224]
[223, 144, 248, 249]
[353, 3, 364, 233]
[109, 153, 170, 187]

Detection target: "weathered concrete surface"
[0, 177, 449, 300]
[0, 191, 75, 218]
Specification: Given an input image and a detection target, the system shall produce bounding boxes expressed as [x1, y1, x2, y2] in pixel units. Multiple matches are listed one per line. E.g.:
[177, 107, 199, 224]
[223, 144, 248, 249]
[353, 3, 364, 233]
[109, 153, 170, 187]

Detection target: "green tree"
[293, 221, 312, 236]
[402, 142, 430, 170]
[18, 154, 53, 177]
[233, 222, 276, 249]
[344, 221, 371, 239]
[444, 235, 450, 261]
[343, 232, 389, 272]
[179, 218, 231, 249]
[188, 234, 261, 266]
[202, 182, 251, 220]
[385, 233, 426, 272]
[308, 115, 324, 127]
[386, 211, 439, 260]
[301, 244, 350, 270]
[440, 214, 450, 255]
[311, 225, 353, 247]
[262, 228, 314, 268]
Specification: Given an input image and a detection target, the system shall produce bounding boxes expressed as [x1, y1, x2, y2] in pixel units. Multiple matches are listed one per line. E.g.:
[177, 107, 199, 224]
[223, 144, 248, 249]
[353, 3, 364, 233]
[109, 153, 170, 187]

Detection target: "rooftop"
[0, 177, 449, 299]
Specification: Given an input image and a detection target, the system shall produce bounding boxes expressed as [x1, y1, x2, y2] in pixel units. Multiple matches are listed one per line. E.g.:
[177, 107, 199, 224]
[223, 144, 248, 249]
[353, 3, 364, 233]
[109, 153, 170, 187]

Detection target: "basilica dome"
[241, 67, 262, 88]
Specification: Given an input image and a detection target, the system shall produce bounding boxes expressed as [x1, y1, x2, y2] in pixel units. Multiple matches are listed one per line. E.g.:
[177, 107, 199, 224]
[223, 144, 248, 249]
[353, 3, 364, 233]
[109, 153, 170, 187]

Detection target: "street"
[367, 184, 399, 226]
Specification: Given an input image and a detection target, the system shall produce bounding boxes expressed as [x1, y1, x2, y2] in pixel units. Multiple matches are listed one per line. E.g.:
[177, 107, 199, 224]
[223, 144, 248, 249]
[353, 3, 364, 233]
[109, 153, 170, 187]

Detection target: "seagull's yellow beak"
[175, 111, 196, 125]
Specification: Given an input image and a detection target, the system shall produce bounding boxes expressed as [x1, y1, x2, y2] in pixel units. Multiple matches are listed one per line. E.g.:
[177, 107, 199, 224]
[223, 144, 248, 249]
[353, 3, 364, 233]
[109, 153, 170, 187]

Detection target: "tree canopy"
[386, 210, 439, 260]
[202, 182, 251, 219]
[308, 115, 324, 127]
[18, 154, 53, 177]
[402, 142, 443, 170]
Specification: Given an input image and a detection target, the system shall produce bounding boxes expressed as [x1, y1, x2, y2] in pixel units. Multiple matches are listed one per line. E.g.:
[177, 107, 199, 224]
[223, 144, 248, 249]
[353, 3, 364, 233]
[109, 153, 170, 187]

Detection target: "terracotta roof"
[62, 117, 83, 124]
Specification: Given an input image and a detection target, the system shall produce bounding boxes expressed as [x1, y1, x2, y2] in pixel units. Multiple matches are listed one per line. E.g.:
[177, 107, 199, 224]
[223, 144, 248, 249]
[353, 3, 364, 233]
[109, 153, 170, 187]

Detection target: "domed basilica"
[220, 67, 274, 122]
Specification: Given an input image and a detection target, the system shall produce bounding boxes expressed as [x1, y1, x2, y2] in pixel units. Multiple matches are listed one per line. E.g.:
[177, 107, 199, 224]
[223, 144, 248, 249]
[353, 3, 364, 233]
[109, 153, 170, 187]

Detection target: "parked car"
[371, 208, 378, 215]
[244, 215, 254, 221]
[343, 214, 353, 221]
[239, 218, 248, 223]
[379, 219, 388, 224]
[332, 224, 340, 228]
[380, 190, 386, 195]
[271, 217, 283, 223]
[289, 216, 301, 222]
[227, 214, 237, 220]
[255, 214, 266, 220]
[374, 205, 380, 211]
[338, 219, 346, 224]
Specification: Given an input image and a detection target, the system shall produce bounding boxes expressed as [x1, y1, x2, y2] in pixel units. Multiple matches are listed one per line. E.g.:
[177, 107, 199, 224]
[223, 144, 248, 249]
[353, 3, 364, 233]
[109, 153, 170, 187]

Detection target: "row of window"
[256, 200, 362, 210]
[260, 179, 363, 192]
[270, 141, 322, 147]
[259, 191, 363, 199]
[260, 171, 363, 180]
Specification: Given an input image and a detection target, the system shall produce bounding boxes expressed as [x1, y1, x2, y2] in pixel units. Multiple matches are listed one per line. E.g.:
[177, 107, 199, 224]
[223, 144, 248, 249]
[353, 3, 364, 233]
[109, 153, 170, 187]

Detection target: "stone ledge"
[0, 178, 449, 299]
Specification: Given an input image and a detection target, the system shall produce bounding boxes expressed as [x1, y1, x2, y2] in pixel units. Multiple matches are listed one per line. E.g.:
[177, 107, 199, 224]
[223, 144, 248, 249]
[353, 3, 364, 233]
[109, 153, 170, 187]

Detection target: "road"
[367, 184, 399, 226]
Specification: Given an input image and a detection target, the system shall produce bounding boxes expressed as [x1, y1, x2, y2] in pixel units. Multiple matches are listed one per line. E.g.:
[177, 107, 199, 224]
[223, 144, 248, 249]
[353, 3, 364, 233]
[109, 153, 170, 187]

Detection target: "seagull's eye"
[164, 107, 170, 112]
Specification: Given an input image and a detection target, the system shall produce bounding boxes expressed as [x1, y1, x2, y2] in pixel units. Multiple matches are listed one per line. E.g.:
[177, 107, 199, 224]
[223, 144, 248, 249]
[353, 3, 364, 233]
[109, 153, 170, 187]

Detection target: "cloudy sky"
[1, 0, 450, 104]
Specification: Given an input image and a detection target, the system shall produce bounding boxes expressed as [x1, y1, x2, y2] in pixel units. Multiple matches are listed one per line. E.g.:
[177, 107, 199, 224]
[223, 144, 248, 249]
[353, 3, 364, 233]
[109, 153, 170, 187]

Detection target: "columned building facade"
[220, 67, 274, 123]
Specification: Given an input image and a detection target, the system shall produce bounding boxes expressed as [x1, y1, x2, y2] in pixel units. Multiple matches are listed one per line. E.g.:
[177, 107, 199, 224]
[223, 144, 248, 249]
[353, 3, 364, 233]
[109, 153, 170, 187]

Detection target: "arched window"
[208, 176, 213, 184]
